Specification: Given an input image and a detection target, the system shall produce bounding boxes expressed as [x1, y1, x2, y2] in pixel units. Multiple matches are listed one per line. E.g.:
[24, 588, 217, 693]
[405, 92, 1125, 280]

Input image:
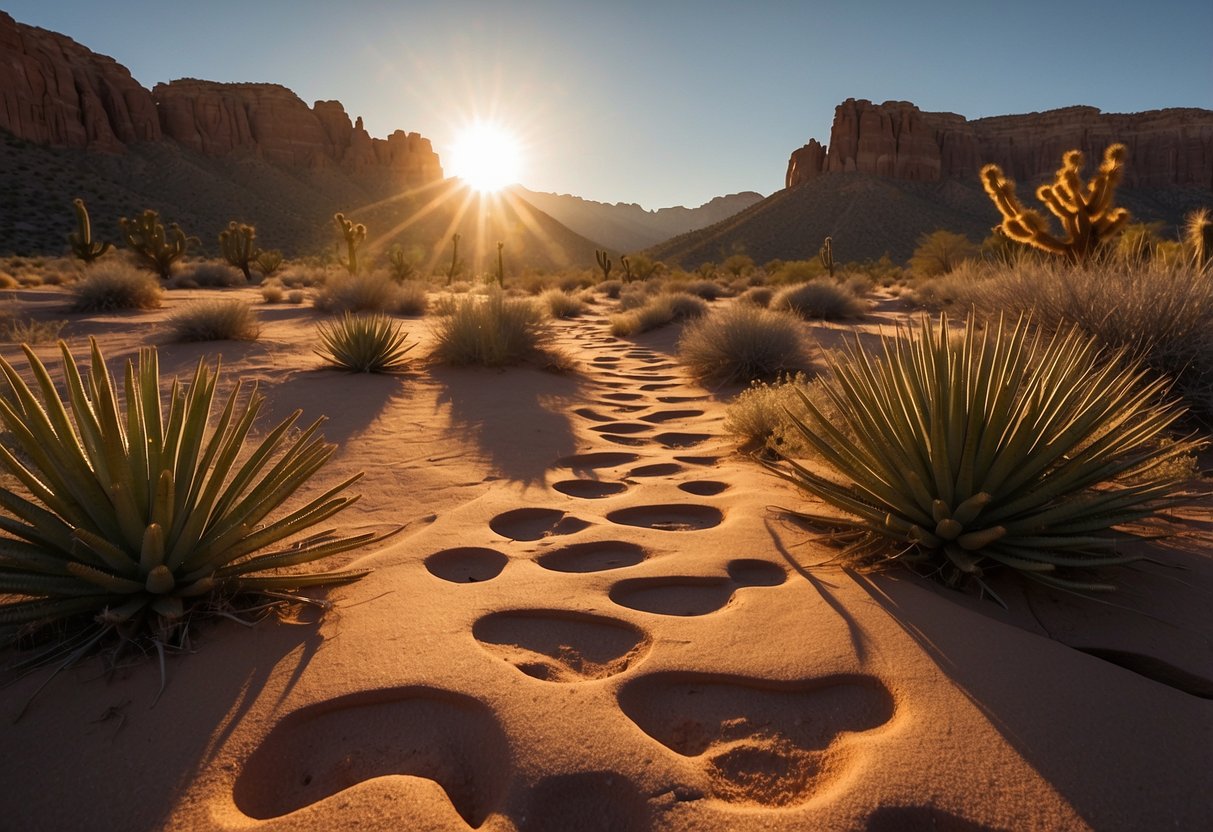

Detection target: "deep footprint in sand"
[573, 407, 617, 423]
[600, 392, 645, 402]
[553, 452, 640, 472]
[678, 480, 730, 497]
[233, 687, 510, 827]
[609, 558, 786, 616]
[536, 540, 649, 573]
[628, 462, 684, 478]
[425, 547, 509, 583]
[654, 432, 712, 449]
[618, 672, 895, 808]
[552, 479, 628, 499]
[489, 508, 591, 541]
[606, 504, 723, 532]
[590, 422, 653, 435]
[640, 409, 705, 424]
[473, 610, 650, 682]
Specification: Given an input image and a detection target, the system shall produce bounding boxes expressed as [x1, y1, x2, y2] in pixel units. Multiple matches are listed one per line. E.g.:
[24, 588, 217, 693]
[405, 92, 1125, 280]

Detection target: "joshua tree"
[595, 249, 613, 282]
[334, 212, 367, 275]
[981, 144, 1130, 264]
[819, 236, 835, 278]
[446, 233, 463, 286]
[219, 221, 258, 281]
[1186, 208, 1213, 270]
[67, 198, 111, 264]
[119, 209, 196, 280]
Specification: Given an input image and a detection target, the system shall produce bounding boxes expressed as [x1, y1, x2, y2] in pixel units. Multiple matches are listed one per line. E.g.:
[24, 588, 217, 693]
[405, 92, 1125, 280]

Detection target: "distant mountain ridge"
[512, 188, 765, 253]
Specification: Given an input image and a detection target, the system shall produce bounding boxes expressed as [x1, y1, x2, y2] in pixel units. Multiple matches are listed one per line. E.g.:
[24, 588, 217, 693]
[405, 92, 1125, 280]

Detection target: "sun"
[449, 121, 523, 193]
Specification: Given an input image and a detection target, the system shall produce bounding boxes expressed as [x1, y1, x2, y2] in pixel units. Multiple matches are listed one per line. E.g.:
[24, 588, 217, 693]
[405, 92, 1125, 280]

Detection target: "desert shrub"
[724, 372, 839, 456]
[962, 259, 1213, 421]
[277, 266, 328, 288]
[617, 284, 654, 311]
[683, 279, 726, 300]
[610, 292, 708, 336]
[772, 280, 865, 320]
[721, 253, 755, 277]
[556, 273, 592, 292]
[0, 273, 18, 290]
[679, 304, 810, 385]
[541, 288, 587, 319]
[738, 286, 773, 307]
[908, 230, 979, 277]
[260, 281, 284, 303]
[314, 271, 400, 314]
[316, 312, 415, 373]
[395, 280, 429, 316]
[287, 290, 305, 304]
[597, 279, 623, 298]
[0, 340, 373, 667]
[69, 260, 161, 312]
[768, 313, 1200, 601]
[906, 259, 993, 309]
[431, 290, 547, 366]
[254, 249, 284, 278]
[768, 260, 824, 286]
[841, 273, 874, 297]
[167, 298, 260, 342]
[175, 261, 244, 289]
[0, 301, 66, 344]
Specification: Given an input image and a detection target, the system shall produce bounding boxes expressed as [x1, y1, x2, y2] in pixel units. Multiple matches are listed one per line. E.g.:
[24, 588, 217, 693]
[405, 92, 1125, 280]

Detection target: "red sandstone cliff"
[787, 98, 1213, 190]
[0, 12, 442, 185]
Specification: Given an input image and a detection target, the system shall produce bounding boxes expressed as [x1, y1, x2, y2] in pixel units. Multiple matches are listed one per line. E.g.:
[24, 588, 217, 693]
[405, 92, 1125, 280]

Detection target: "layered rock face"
[0, 12, 441, 185]
[787, 98, 1213, 190]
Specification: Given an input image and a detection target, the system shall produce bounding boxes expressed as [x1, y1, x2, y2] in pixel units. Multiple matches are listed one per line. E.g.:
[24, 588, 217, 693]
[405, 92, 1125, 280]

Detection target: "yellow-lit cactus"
[981, 144, 1130, 264]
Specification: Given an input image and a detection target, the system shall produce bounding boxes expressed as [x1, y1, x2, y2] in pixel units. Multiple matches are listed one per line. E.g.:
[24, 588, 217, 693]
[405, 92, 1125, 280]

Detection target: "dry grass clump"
[724, 372, 839, 456]
[260, 281, 285, 303]
[69, 260, 161, 312]
[395, 280, 429, 316]
[431, 290, 549, 366]
[174, 261, 244, 289]
[597, 279, 623, 298]
[738, 286, 773, 307]
[772, 279, 865, 320]
[541, 288, 587, 319]
[0, 301, 65, 344]
[679, 304, 810, 385]
[167, 298, 260, 342]
[314, 271, 423, 315]
[610, 292, 708, 336]
[906, 259, 993, 309]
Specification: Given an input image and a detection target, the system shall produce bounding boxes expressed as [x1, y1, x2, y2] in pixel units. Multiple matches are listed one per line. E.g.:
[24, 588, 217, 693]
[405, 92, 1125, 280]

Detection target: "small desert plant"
[314, 271, 400, 314]
[316, 312, 415, 373]
[0, 302, 66, 344]
[69, 260, 162, 312]
[768, 313, 1200, 601]
[385, 246, 417, 283]
[167, 298, 260, 342]
[218, 221, 258, 281]
[609, 292, 708, 336]
[772, 280, 865, 320]
[597, 279, 623, 298]
[334, 213, 367, 275]
[67, 198, 111, 264]
[431, 290, 546, 366]
[254, 249, 284, 278]
[395, 280, 429, 316]
[287, 290, 305, 304]
[260, 281, 285, 304]
[724, 372, 830, 456]
[541, 288, 586, 319]
[119, 209, 196, 280]
[679, 304, 810, 385]
[738, 286, 773, 307]
[683, 279, 726, 300]
[908, 230, 979, 277]
[176, 261, 244, 289]
[0, 340, 374, 668]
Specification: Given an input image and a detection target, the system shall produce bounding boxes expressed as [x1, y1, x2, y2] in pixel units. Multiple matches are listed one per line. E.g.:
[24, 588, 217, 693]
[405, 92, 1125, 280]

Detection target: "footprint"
[473, 610, 650, 682]
[628, 463, 684, 478]
[553, 452, 640, 471]
[678, 480, 730, 496]
[674, 455, 718, 467]
[640, 409, 705, 423]
[618, 672, 895, 808]
[640, 383, 680, 391]
[552, 480, 628, 499]
[589, 422, 652, 435]
[607, 504, 723, 531]
[600, 434, 651, 447]
[654, 432, 711, 449]
[232, 687, 510, 827]
[573, 407, 616, 423]
[536, 540, 649, 573]
[489, 508, 591, 541]
[657, 395, 709, 404]
[614, 372, 679, 382]
[524, 771, 651, 832]
[601, 393, 645, 402]
[592, 356, 622, 365]
[609, 558, 786, 616]
[425, 547, 509, 583]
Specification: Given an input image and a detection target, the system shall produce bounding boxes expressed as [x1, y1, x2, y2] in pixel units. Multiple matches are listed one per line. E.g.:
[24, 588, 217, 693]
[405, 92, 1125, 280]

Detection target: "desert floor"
[0, 285, 1210, 832]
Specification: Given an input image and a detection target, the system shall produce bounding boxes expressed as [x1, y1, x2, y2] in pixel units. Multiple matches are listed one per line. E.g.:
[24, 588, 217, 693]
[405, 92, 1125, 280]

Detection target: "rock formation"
[787, 98, 1213, 190]
[0, 11, 441, 186]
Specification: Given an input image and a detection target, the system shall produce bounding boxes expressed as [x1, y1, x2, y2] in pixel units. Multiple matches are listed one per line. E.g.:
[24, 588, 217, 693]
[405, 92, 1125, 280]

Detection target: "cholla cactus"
[119, 209, 195, 279]
[68, 198, 111, 264]
[1186, 208, 1213, 270]
[981, 144, 1130, 264]
[334, 212, 367, 275]
[219, 221, 258, 282]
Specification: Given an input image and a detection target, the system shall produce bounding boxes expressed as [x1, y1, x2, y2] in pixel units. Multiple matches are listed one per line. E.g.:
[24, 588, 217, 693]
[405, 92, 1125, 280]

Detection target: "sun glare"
[449, 121, 522, 193]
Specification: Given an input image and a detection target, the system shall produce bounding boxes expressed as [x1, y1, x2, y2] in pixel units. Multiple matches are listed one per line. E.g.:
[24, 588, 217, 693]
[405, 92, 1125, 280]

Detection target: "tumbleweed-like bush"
[0, 339, 374, 665]
[167, 298, 260, 342]
[769, 313, 1200, 600]
[431, 289, 547, 366]
[772, 279, 865, 320]
[679, 303, 810, 385]
[69, 260, 162, 312]
[316, 312, 415, 373]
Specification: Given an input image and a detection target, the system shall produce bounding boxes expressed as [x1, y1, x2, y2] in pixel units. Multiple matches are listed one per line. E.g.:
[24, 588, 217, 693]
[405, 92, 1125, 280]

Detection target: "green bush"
[69, 261, 162, 312]
[772, 280, 865, 320]
[0, 340, 373, 664]
[316, 312, 415, 373]
[769, 313, 1200, 601]
[431, 290, 547, 366]
[167, 298, 260, 342]
[679, 304, 809, 385]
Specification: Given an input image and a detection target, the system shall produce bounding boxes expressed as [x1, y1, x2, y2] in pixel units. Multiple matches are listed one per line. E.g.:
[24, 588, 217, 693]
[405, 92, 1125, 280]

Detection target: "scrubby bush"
[431, 290, 548, 366]
[316, 312, 415, 372]
[609, 292, 708, 336]
[0, 340, 373, 667]
[167, 298, 260, 342]
[69, 260, 161, 312]
[908, 230, 979, 277]
[772, 280, 865, 320]
[679, 304, 810, 385]
[738, 286, 773, 307]
[768, 313, 1200, 601]
[597, 279, 623, 298]
[0, 301, 65, 344]
[683, 279, 727, 300]
[175, 261, 244, 289]
[541, 288, 587, 319]
[768, 259, 824, 286]
[395, 280, 429, 316]
[314, 271, 401, 314]
[260, 281, 285, 304]
[724, 372, 822, 455]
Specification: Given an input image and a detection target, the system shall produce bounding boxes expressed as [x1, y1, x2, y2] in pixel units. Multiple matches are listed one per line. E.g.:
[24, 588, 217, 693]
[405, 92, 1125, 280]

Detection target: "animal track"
[606, 504, 723, 531]
[618, 672, 895, 807]
[489, 508, 591, 541]
[553, 452, 640, 472]
[425, 547, 509, 583]
[232, 687, 510, 827]
[535, 540, 649, 573]
[609, 558, 786, 616]
[473, 610, 650, 682]
[678, 480, 730, 496]
[552, 479, 628, 499]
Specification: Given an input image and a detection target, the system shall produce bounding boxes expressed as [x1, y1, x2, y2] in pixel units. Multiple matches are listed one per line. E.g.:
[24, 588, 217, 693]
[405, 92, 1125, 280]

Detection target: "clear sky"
[5, 1, 1210, 209]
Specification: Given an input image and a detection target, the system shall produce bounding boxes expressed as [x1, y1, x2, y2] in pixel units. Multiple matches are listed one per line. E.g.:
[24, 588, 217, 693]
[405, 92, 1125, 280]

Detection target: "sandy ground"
[0, 285, 1210, 831]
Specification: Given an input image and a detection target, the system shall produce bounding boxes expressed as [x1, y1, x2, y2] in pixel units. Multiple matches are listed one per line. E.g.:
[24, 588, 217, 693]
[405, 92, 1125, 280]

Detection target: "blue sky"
[6, 1, 1210, 208]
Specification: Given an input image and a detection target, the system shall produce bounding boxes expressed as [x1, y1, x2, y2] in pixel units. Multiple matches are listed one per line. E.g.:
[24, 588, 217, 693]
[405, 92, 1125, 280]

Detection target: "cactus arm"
[68, 198, 111, 263]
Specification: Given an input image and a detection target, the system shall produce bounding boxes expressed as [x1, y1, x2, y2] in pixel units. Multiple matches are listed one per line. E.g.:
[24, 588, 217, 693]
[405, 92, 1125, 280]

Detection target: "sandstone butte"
[0, 11, 442, 186]
[787, 97, 1213, 190]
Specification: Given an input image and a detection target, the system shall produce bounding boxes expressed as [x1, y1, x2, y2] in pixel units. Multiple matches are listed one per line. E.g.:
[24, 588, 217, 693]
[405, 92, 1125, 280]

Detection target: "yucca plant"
[315, 312, 415, 373]
[769, 313, 1200, 601]
[0, 339, 375, 667]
